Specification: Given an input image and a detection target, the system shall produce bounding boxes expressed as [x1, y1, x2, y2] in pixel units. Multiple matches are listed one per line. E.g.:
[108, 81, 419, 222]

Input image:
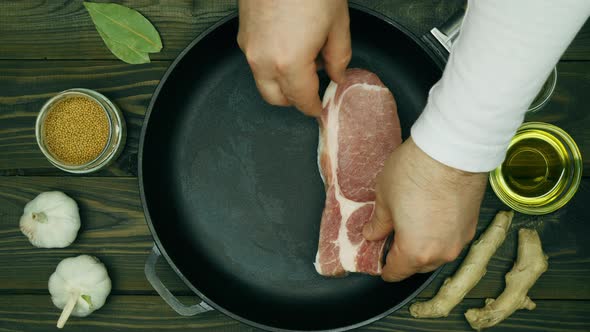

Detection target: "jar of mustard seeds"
[36, 88, 126, 173]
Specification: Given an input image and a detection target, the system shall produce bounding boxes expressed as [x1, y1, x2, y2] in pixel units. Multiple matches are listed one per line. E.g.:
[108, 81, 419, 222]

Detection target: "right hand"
[237, 0, 352, 117]
[363, 137, 488, 282]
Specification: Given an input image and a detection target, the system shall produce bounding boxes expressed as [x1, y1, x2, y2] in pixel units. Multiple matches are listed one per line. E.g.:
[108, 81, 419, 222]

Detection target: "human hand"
[363, 137, 488, 282]
[237, 0, 351, 116]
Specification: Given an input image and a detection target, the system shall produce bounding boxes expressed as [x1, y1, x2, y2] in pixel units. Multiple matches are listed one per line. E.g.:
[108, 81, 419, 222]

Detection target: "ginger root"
[409, 211, 513, 318]
[465, 228, 548, 330]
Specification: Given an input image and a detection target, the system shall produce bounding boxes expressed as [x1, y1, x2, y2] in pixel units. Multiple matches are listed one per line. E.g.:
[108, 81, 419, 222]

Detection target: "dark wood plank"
[353, 1, 590, 63]
[0, 177, 589, 299]
[2, 0, 589, 62]
[0, 0, 237, 61]
[1, 61, 589, 176]
[0, 295, 246, 332]
[524, 62, 590, 156]
[0, 176, 184, 294]
[0, 0, 456, 61]
[421, 179, 590, 301]
[0, 61, 170, 176]
[375, 299, 590, 332]
[0, 295, 587, 332]
[1, 0, 588, 61]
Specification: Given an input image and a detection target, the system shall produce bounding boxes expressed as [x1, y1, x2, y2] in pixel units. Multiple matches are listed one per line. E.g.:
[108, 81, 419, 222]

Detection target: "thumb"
[321, 7, 351, 83]
[363, 196, 394, 241]
[278, 62, 323, 117]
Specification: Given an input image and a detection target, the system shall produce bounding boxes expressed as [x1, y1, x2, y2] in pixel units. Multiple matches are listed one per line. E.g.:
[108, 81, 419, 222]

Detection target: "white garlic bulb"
[49, 255, 112, 328]
[19, 191, 80, 248]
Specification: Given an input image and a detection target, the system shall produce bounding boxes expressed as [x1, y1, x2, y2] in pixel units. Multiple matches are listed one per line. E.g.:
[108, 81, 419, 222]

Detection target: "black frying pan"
[140, 4, 460, 331]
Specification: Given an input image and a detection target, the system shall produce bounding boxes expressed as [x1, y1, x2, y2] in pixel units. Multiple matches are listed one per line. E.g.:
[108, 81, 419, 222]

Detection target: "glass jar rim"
[489, 122, 582, 215]
[527, 67, 557, 113]
[35, 88, 125, 174]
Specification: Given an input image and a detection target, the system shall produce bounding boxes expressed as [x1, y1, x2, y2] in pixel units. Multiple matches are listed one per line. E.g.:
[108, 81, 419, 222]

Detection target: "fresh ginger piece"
[465, 228, 548, 331]
[409, 211, 514, 318]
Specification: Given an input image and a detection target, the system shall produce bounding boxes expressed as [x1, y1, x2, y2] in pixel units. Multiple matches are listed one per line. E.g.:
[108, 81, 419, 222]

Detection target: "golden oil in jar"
[490, 122, 582, 215]
[501, 132, 566, 199]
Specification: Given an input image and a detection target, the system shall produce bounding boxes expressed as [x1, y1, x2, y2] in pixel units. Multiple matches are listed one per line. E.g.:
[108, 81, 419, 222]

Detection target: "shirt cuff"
[411, 100, 511, 173]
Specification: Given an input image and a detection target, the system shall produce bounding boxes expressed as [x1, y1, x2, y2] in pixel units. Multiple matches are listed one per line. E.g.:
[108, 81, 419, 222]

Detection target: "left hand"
[237, 0, 352, 117]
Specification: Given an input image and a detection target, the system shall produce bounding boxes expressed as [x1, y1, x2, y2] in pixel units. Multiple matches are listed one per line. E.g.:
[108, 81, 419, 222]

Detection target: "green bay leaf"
[96, 25, 150, 64]
[84, 1, 162, 60]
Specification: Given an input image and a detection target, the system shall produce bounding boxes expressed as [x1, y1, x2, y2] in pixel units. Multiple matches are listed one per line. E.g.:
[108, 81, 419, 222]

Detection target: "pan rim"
[138, 3, 444, 332]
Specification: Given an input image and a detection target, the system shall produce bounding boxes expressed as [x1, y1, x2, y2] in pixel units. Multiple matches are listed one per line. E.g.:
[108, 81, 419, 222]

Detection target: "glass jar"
[35, 88, 126, 174]
[489, 122, 582, 215]
[527, 67, 557, 113]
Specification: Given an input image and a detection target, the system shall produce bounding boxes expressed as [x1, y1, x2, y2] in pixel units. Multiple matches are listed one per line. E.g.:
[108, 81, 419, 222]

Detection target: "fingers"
[277, 62, 323, 117]
[240, 46, 322, 116]
[321, 5, 351, 83]
[381, 234, 464, 282]
[236, 0, 351, 117]
[363, 195, 394, 241]
[381, 238, 445, 282]
[381, 239, 422, 282]
[238, 34, 291, 108]
[254, 78, 290, 106]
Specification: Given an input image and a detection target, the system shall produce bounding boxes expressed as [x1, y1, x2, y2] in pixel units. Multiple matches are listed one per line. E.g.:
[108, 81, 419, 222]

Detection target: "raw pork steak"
[314, 69, 401, 276]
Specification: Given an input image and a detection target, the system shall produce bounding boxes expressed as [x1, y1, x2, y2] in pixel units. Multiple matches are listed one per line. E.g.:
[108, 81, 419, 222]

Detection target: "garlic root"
[464, 228, 548, 330]
[49, 255, 111, 328]
[409, 211, 513, 318]
[57, 290, 80, 329]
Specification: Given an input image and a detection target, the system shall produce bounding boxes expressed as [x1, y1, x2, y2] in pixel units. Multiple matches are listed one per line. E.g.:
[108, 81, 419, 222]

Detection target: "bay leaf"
[84, 2, 162, 63]
[96, 25, 150, 64]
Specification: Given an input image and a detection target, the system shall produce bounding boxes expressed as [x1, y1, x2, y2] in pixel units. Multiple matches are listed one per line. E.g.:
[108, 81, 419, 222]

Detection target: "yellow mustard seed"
[43, 96, 110, 165]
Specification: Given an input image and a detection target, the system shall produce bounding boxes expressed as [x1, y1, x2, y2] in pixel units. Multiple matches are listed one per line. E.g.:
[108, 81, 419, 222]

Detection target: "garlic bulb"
[19, 191, 80, 248]
[49, 255, 112, 328]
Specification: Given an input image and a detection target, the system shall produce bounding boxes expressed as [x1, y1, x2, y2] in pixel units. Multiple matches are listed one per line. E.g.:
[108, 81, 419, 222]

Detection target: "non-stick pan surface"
[140, 5, 443, 331]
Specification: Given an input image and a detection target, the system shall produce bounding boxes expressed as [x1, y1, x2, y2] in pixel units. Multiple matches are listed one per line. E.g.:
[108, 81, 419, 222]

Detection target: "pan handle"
[145, 245, 214, 316]
[429, 6, 466, 53]
[421, 6, 466, 62]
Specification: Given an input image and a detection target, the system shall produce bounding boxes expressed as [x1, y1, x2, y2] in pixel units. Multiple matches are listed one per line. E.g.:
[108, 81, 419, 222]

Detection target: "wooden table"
[1, 1, 589, 331]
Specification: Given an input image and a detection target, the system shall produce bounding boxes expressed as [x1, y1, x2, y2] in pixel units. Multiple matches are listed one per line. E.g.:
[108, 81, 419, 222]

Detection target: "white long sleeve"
[411, 0, 590, 172]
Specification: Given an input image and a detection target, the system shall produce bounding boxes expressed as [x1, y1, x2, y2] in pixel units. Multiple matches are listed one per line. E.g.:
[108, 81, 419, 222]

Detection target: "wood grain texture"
[0, 177, 589, 299]
[0, 0, 237, 61]
[0, 295, 245, 332]
[524, 62, 590, 157]
[0, 61, 169, 176]
[0, 0, 588, 61]
[1, 61, 589, 177]
[0, 177, 182, 294]
[1, 0, 589, 62]
[0, 295, 588, 332]
[377, 299, 590, 332]
[1, 1, 589, 330]
[0, 0, 459, 61]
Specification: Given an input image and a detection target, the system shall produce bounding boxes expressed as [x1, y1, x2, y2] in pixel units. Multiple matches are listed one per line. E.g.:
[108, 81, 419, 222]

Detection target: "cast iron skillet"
[140, 4, 461, 331]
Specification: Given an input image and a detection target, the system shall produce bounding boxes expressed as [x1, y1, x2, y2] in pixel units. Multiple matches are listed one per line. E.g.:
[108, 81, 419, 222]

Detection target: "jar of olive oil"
[490, 122, 582, 215]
